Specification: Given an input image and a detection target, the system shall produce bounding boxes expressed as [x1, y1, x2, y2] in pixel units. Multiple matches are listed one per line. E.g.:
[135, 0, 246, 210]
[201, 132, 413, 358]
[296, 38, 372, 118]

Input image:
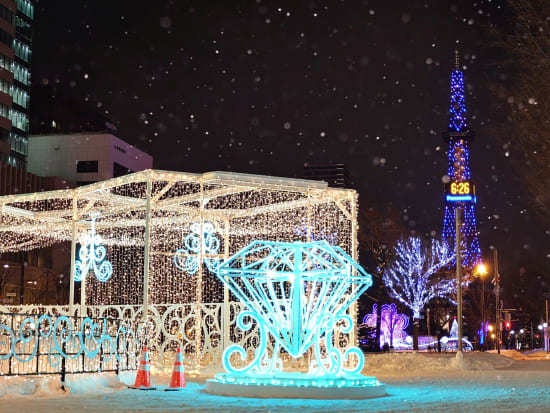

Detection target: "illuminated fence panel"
[0, 312, 141, 376]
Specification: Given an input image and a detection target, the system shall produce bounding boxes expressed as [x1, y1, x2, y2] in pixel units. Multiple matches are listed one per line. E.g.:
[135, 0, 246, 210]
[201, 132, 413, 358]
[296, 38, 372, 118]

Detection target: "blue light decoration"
[363, 303, 410, 349]
[441, 60, 482, 270]
[75, 218, 113, 282]
[478, 320, 489, 345]
[174, 222, 220, 274]
[440, 318, 473, 351]
[448, 70, 468, 132]
[206, 240, 386, 398]
[0, 314, 137, 369]
[293, 220, 338, 245]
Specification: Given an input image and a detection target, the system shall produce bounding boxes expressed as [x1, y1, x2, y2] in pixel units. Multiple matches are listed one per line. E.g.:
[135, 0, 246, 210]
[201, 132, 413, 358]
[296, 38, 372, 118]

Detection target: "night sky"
[31, 1, 550, 292]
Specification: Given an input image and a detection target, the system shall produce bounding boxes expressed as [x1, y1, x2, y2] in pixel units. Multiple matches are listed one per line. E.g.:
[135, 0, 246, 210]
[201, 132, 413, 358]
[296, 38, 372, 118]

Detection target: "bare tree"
[493, 0, 550, 216]
[358, 205, 403, 350]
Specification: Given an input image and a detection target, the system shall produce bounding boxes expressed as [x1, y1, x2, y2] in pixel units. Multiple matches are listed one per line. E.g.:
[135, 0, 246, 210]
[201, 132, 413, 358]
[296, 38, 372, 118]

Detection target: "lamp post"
[475, 263, 488, 349]
[494, 248, 501, 355]
[455, 208, 463, 354]
[544, 293, 550, 353]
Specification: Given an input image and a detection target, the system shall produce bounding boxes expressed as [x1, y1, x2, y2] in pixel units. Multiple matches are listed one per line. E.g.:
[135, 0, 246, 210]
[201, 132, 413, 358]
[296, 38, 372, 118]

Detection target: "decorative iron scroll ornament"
[174, 222, 220, 274]
[75, 218, 113, 282]
[216, 240, 372, 376]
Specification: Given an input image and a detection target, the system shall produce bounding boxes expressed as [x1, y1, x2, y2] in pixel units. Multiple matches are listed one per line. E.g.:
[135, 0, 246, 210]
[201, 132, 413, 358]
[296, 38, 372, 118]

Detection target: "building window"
[11, 85, 29, 108]
[114, 144, 127, 154]
[10, 109, 28, 132]
[0, 103, 9, 118]
[0, 4, 14, 25]
[0, 29, 13, 48]
[15, 0, 33, 19]
[77, 160, 98, 173]
[12, 62, 30, 86]
[113, 162, 133, 178]
[14, 16, 31, 40]
[0, 78, 10, 95]
[13, 39, 31, 63]
[9, 132, 27, 156]
[0, 54, 12, 72]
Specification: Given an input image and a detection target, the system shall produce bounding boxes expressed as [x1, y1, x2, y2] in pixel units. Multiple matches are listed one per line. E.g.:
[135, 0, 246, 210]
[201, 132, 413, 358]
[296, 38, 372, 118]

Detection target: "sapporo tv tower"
[441, 51, 482, 270]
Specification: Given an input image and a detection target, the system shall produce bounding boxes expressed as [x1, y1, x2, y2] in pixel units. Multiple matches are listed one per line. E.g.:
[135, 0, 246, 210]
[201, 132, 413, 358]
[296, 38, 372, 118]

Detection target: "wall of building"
[27, 133, 153, 185]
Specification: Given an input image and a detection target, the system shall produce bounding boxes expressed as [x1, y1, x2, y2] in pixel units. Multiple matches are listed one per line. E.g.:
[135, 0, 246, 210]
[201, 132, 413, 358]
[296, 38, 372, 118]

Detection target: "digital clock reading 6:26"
[445, 181, 476, 203]
[449, 181, 471, 195]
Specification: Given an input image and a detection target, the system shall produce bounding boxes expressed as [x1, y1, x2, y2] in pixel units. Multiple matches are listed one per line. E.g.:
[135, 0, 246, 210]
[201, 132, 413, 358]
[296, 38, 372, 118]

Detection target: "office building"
[28, 132, 153, 185]
[0, 0, 33, 169]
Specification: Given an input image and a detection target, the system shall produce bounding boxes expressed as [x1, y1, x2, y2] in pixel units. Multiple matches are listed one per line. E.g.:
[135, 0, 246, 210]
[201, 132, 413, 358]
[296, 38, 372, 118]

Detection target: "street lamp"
[475, 263, 488, 349]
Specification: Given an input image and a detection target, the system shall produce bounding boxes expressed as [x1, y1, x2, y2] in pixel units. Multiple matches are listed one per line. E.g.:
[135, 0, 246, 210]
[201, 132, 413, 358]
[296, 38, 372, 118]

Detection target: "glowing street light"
[475, 263, 488, 348]
[475, 263, 488, 277]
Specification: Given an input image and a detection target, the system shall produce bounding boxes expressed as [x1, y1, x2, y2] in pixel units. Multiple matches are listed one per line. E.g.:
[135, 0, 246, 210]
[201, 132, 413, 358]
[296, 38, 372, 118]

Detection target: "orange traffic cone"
[129, 347, 156, 390]
[165, 348, 186, 390]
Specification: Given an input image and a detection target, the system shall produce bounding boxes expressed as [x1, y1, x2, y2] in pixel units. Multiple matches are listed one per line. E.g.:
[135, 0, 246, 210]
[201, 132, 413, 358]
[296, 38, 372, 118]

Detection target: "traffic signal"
[505, 322, 511, 330]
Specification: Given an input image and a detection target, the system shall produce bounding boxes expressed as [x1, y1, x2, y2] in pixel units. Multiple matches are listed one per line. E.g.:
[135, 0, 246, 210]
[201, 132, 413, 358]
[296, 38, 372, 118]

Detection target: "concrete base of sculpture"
[205, 372, 387, 400]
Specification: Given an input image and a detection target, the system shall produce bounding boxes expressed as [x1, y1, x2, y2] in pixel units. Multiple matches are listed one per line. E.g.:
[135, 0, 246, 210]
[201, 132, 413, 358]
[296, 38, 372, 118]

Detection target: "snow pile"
[363, 351, 513, 374]
[488, 349, 529, 360]
[523, 349, 550, 359]
[63, 373, 126, 394]
[0, 376, 65, 398]
[0, 373, 129, 398]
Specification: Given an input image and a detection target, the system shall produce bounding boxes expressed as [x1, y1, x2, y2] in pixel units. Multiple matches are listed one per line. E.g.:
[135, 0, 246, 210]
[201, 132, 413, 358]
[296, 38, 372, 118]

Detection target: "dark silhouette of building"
[303, 163, 353, 188]
[30, 84, 116, 135]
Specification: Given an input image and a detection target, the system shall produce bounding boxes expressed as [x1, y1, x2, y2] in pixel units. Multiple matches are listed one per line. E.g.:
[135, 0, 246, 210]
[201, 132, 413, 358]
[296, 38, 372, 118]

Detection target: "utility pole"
[481, 275, 485, 349]
[19, 252, 25, 305]
[545, 294, 549, 353]
[456, 208, 463, 353]
[494, 248, 500, 355]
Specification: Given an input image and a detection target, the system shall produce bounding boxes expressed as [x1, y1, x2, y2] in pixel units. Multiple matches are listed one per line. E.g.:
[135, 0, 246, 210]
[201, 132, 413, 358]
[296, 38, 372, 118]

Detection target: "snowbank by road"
[362, 351, 513, 374]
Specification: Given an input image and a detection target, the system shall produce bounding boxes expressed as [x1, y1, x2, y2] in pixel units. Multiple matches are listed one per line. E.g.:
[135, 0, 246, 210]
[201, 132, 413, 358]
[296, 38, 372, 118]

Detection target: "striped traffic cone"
[129, 346, 156, 390]
[165, 348, 186, 390]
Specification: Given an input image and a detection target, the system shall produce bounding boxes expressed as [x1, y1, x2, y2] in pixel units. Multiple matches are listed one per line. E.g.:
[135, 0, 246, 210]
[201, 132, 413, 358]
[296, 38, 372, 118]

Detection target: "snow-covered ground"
[1, 352, 550, 412]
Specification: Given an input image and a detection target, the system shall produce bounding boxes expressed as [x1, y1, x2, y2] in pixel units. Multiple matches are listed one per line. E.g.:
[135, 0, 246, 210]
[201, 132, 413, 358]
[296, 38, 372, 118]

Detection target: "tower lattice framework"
[441, 57, 482, 269]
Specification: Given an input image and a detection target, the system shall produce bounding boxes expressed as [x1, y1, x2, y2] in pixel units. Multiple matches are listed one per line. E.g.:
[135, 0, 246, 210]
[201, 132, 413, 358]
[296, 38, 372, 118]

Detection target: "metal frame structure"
[0, 169, 358, 373]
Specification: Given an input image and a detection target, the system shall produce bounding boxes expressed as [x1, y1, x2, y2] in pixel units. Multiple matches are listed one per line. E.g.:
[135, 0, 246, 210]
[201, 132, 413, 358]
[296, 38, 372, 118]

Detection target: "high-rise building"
[441, 53, 482, 269]
[303, 163, 353, 188]
[0, 0, 33, 170]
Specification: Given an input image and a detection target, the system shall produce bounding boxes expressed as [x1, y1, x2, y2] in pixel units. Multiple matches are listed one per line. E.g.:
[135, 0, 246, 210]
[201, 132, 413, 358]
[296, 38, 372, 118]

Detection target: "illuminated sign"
[445, 181, 476, 203]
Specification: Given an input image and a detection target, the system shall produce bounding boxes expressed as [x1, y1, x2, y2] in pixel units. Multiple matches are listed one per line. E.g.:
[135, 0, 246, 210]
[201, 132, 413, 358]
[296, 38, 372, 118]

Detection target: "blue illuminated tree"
[383, 237, 455, 350]
[441, 55, 482, 269]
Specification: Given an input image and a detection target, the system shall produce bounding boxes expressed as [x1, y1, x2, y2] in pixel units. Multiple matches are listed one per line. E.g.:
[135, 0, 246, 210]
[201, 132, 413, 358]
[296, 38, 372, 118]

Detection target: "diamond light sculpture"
[207, 240, 386, 399]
